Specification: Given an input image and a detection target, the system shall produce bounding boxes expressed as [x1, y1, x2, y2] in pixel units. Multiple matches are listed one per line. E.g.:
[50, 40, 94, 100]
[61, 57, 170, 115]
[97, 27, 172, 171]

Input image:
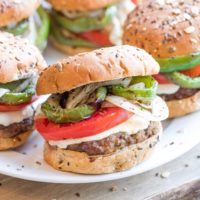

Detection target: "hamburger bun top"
[123, 0, 200, 58]
[0, 0, 41, 27]
[0, 32, 47, 83]
[48, 0, 119, 12]
[36, 45, 160, 95]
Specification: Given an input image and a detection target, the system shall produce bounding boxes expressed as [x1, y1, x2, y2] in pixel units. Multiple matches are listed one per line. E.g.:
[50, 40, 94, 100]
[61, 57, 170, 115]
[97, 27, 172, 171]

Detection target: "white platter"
[0, 46, 199, 183]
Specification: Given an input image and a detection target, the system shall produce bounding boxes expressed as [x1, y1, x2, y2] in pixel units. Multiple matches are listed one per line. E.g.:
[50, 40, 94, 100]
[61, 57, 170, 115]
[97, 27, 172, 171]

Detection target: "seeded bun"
[37, 45, 160, 95]
[49, 36, 94, 55]
[48, 0, 119, 12]
[0, 131, 32, 151]
[44, 122, 162, 174]
[0, 0, 41, 27]
[123, 0, 200, 58]
[167, 91, 200, 118]
[0, 32, 47, 83]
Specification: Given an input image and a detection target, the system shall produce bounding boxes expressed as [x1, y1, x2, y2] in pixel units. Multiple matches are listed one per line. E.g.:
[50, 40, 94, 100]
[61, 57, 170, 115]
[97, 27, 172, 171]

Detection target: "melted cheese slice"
[0, 106, 34, 126]
[48, 115, 149, 149]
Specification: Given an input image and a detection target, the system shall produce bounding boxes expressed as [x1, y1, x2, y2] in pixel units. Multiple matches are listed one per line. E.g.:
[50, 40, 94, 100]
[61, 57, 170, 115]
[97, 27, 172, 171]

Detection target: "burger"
[0, 0, 50, 51]
[123, 0, 200, 118]
[35, 45, 168, 174]
[48, 0, 135, 55]
[0, 32, 47, 150]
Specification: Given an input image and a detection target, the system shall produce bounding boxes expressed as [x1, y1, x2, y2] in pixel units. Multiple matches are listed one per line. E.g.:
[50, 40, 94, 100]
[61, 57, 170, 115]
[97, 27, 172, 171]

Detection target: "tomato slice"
[132, 0, 137, 4]
[153, 74, 171, 84]
[35, 107, 133, 141]
[181, 64, 200, 78]
[0, 95, 38, 112]
[78, 30, 112, 46]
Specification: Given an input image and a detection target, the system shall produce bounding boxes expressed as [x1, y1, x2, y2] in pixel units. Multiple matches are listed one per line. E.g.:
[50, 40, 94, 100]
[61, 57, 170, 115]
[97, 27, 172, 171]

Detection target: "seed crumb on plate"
[160, 171, 170, 178]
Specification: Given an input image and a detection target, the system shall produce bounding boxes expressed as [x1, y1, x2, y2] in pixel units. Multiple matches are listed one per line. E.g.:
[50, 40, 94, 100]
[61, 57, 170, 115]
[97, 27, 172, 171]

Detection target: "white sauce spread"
[0, 106, 34, 126]
[0, 89, 10, 98]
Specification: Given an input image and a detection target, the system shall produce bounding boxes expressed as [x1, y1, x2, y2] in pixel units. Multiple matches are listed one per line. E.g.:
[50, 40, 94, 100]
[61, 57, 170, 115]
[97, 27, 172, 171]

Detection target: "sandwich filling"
[50, 0, 134, 48]
[154, 52, 200, 100]
[0, 7, 50, 51]
[0, 78, 37, 138]
[35, 76, 168, 152]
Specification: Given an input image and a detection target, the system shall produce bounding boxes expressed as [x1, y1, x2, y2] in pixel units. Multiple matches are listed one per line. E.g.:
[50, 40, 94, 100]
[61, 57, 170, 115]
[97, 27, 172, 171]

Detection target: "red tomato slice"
[78, 30, 112, 46]
[35, 107, 133, 141]
[181, 64, 200, 78]
[0, 95, 38, 112]
[132, 0, 137, 4]
[153, 74, 171, 84]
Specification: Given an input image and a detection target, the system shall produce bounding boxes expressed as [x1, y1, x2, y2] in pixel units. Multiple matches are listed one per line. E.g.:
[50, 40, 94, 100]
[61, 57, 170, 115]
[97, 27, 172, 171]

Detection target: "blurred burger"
[35, 45, 168, 174]
[123, 0, 200, 118]
[48, 0, 135, 55]
[0, 0, 50, 50]
[0, 32, 47, 150]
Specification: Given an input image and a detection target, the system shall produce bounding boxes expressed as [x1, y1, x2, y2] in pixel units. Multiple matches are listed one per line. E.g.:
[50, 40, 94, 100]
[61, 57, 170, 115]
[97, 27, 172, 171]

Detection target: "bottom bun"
[49, 36, 94, 55]
[0, 131, 32, 151]
[167, 91, 200, 118]
[44, 122, 162, 174]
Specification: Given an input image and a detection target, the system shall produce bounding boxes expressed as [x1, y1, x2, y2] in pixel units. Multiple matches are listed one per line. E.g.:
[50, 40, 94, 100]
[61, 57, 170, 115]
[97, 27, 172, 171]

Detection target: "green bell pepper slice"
[51, 24, 99, 48]
[0, 79, 25, 91]
[53, 6, 116, 33]
[1, 20, 29, 36]
[41, 87, 107, 124]
[35, 6, 50, 50]
[0, 80, 35, 105]
[157, 52, 200, 73]
[110, 76, 158, 102]
[167, 72, 200, 88]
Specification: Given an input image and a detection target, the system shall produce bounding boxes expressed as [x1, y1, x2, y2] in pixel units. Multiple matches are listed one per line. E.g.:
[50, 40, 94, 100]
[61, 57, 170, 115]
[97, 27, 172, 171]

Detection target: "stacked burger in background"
[0, 32, 47, 150]
[0, 0, 50, 51]
[48, 0, 135, 54]
[123, 0, 200, 118]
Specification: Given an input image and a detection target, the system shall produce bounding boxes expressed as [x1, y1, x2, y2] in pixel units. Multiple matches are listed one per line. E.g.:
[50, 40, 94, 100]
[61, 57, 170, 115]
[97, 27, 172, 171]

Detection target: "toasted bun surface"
[0, 32, 47, 83]
[167, 91, 200, 118]
[0, 0, 40, 27]
[123, 0, 200, 58]
[48, 0, 119, 12]
[49, 36, 94, 55]
[44, 122, 162, 174]
[37, 45, 160, 95]
[0, 131, 32, 151]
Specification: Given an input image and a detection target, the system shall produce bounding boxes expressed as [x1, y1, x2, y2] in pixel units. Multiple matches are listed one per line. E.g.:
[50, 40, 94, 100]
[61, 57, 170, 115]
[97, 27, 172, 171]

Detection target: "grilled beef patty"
[65, 121, 160, 156]
[0, 118, 33, 138]
[161, 88, 199, 101]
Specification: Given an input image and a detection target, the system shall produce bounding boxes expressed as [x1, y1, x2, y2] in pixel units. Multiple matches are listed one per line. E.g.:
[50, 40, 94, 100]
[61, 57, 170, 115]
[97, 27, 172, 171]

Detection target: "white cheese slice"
[48, 115, 149, 149]
[0, 106, 34, 126]
[157, 84, 180, 95]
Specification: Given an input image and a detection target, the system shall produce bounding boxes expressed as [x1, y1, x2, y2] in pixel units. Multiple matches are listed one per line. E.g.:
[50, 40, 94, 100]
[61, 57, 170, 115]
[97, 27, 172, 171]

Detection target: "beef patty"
[65, 121, 160, 156]
[0, 118, 33, 138]
[160, 88, 199, 101]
